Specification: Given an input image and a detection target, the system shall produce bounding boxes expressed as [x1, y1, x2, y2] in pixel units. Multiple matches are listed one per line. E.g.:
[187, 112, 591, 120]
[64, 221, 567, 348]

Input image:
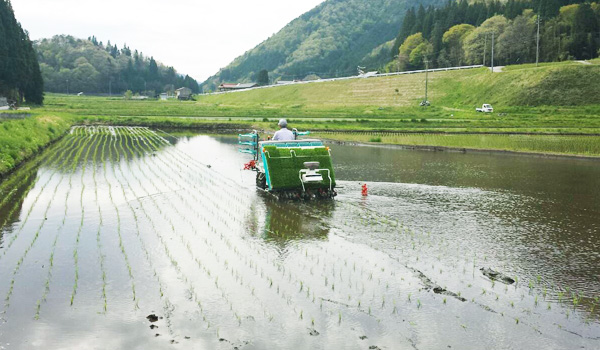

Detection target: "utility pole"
[491, 32, 495, 73]
[109, 79, 112, 96]
[536, 15, 541, 66]
[66, 79, 69, 95]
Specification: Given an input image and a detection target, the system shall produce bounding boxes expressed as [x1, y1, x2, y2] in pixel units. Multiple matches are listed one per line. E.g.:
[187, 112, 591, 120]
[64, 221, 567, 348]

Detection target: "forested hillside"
[202, 0, 442, 92]
[0, 0, 44, 104]
[203, 0, 600, 92]
[35, 35, 199, 95]
[382, 0, 600, 72]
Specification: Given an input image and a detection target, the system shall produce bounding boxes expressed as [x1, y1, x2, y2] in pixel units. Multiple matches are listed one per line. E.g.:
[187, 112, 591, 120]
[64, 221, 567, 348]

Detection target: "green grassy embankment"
[0, 114, 72, 177]
[39, 61, 600, 135]
[2, 60, 599, 170]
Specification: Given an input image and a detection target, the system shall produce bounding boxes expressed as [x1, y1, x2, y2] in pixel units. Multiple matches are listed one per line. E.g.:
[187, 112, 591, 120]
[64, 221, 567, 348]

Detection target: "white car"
[476, 104, 493, 113]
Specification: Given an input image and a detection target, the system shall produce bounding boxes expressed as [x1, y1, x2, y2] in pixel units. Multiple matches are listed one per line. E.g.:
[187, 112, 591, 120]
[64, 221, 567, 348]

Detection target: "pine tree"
[257, 69, 269, 86]
[0, 0, 44, 104]
[392, 7, 416, 59]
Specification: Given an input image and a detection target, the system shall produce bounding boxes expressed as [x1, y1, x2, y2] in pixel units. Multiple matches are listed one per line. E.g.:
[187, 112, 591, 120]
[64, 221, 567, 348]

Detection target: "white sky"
[11, 0, 325, 82]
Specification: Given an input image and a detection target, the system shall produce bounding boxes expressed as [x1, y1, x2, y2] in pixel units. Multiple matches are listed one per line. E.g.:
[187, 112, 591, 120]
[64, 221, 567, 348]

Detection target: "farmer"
[272, 119, 295, 141]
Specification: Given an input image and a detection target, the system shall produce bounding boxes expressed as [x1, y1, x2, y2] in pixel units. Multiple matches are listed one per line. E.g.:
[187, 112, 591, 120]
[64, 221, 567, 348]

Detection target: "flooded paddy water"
[0, 126, 599, 349]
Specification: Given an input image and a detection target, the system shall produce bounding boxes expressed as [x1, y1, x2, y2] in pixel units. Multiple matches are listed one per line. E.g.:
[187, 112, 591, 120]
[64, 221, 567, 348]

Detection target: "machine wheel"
[256, 172, 267, 189]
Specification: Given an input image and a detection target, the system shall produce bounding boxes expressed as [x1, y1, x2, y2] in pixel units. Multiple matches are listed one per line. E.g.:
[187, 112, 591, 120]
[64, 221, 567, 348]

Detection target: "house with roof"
[218, 83, 258, 92]
[175, 87, 192, 100]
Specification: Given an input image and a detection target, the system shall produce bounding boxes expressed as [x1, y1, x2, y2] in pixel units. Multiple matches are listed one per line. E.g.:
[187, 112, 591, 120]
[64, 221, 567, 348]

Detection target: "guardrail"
[203, 65, 484, 96]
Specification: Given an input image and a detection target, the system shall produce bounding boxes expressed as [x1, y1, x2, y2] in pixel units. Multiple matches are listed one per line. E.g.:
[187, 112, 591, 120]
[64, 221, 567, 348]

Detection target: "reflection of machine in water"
[245, 195, 335, 246]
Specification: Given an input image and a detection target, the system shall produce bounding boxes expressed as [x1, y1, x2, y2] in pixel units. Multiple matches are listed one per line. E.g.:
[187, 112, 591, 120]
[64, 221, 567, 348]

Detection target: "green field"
[2, 60, 599, 176]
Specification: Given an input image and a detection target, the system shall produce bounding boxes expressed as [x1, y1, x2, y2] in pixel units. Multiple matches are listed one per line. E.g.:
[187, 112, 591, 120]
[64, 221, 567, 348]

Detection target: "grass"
[0, 60, 599, 172]
[0, 114, 72, 177]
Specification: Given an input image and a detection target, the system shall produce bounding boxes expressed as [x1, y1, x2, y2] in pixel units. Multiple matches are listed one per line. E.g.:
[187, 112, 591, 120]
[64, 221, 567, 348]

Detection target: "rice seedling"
[0, 134, 83, 261]
[70, 133, 97, 306]
[4, 134, 88, 311]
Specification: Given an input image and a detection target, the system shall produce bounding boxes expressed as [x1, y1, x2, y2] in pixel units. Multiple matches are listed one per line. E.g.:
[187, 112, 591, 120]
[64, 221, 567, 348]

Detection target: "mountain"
[202, 0, 441, 91]
[35, 35, 199, 95]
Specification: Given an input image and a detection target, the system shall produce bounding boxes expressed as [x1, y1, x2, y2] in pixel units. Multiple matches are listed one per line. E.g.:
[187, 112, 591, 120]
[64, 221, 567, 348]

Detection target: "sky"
[11, 0, 325, 82]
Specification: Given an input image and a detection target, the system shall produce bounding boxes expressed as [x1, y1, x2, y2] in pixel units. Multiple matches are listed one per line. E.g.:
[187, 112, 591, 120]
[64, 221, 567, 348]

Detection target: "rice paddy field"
[0, 127, 599, 349]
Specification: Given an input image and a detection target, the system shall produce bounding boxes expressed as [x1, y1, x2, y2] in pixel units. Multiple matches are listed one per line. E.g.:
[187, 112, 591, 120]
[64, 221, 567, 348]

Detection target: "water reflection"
[332, 143, 600, 300]
[0, 168, 38, 244]
[260, 196, 333, 244]
[1, 131, 599, 349]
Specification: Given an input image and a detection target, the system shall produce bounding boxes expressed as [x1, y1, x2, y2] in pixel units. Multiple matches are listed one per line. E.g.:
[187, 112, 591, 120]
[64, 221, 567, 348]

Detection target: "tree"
[409, 42, 433, 67]
[571, 3, 600, 59]
[183, 75, 199, 93]
[392, 8, 417, 58]
[497, 11, 537, 65]
[257, 69, 269, 86]
[443, 24, 475, 66]
[33, 35, 199, 95]
[399, 33, 428, 70]
[463, 15, 510, 65]
[0, 0, 44, 104]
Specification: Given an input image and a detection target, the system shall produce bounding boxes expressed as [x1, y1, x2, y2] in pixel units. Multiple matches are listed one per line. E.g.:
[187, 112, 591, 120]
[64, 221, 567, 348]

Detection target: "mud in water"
[0, 127, 599, 349]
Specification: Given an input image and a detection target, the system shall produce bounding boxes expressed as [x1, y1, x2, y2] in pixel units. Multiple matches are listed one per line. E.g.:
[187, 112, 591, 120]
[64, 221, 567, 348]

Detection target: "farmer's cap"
[278, 119, 288, 127]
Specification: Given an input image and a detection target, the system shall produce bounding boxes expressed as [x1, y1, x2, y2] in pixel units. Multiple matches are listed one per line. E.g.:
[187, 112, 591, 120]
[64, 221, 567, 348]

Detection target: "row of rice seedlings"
[0, 136, 81, 247]
[130, 130, 330, 329]
[346, 199, 600, 324]
[151, 130, 600, 331]
[262, 206, 398, 321]
[0, 135, 84, 261]
[0, 127, 79, 207]
[102, 128, 173, 320]
[34, 133, 94, 318]
[4, 134, 89, 311]
[272, 202, 442, 318]
[95, 133, 109, 312]
[140, 131, 254, 233]
[0, 170, 37, 212]
[154, 132, 411, 332]
[127, 135, 267, 316]
[136, 131, 336, 314]
[5, 162, 73, 310]
[335, 200, 576, 332]
[114, 128, 233, 323]
[0, 173, 41, 237]
[110, 130, 218, 333]
[123, 130, 294, 328]
[142, 128, 251, 206]
[109, 136, 175, 317]
[141, 129, 448, 330]
[104, 131, 138, 306]
[69, 132, 99, 306]
[118, 129, 246, 313]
